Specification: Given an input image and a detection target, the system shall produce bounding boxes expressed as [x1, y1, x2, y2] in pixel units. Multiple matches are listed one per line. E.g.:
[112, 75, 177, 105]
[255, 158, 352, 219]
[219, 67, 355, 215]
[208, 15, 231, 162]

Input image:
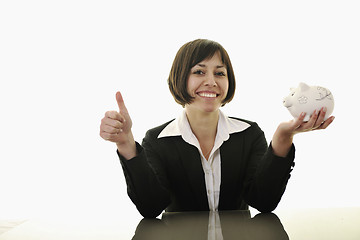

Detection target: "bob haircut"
[168, 39, 236, 107]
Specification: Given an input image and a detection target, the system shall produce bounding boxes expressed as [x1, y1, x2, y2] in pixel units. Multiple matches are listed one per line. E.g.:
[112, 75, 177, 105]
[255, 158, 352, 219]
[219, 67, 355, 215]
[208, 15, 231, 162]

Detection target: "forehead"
[195, 52, 225, 67]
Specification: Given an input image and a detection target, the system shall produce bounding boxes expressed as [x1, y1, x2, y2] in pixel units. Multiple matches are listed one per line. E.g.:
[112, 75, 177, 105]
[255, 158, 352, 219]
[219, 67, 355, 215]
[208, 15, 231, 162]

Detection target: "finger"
[317, 116, 335, 130]
[102, 117, 123, 129]
[292, 112, 306, 130]
[303, 110, 319, 130]
[101, 124, 122, 134]
[116, 91, 128, 114]
[105, 111, 125, 122]
[313, 107, 327, 129]
[100, 131, 118, 141]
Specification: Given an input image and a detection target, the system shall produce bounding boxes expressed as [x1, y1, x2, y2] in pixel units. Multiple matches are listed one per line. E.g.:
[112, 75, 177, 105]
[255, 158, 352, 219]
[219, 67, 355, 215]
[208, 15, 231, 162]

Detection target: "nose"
[204, 74, 217, 87]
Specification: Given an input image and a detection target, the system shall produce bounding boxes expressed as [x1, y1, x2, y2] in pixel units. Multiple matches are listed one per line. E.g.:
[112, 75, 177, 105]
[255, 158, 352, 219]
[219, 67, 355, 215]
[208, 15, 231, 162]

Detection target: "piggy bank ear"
[299, 82, 310, 91]
[290, 87, 295, 91]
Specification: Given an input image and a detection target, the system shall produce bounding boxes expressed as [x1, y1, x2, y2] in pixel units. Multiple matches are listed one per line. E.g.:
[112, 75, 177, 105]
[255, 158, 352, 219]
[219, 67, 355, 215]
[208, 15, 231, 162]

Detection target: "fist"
[100, 92, 133, 145]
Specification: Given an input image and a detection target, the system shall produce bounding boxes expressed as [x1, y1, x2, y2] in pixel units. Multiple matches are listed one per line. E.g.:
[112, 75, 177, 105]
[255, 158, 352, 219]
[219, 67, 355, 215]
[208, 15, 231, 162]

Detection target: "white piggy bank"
[283, 82, 334, 121]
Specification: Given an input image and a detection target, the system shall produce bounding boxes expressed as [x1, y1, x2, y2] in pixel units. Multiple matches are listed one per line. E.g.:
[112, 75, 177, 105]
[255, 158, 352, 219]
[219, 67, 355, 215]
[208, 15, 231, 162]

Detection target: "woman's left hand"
[272, 107, 335, 157]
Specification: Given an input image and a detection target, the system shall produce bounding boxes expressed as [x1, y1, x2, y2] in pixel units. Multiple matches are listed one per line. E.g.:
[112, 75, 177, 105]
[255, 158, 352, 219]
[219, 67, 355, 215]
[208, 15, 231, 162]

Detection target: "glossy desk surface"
[0, 208, 359, 239]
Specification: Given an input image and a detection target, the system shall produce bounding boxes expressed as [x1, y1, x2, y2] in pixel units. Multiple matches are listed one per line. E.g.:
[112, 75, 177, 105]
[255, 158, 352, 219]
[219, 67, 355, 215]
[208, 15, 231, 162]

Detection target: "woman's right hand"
[100, 91, 137, 159]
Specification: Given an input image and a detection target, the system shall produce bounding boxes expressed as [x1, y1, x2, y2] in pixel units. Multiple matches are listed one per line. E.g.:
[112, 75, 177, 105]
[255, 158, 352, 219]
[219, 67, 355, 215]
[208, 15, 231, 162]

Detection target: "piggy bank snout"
[283, 97, 292, 107]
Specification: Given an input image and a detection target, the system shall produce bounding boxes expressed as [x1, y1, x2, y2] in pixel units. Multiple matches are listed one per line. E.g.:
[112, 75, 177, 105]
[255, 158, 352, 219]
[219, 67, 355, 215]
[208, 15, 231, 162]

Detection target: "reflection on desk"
[0, 208, 359, 239]
[133, 210, 289, 240]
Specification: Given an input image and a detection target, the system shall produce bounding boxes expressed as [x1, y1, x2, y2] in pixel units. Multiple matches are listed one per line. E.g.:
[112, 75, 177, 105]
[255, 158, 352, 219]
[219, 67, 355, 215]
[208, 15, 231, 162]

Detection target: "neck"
[185, 107, 219, 141]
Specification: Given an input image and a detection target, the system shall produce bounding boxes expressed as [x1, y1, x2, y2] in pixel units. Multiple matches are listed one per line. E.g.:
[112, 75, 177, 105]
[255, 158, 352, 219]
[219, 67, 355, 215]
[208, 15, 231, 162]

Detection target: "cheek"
[186, 77, 199, 95]
[221, 80, 229, 94]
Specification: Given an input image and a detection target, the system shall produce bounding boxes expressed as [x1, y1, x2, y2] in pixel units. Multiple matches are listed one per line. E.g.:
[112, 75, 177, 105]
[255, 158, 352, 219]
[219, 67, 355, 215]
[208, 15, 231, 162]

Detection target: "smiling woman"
[99, 39, 334, 218]
[168, 39, 236, 107]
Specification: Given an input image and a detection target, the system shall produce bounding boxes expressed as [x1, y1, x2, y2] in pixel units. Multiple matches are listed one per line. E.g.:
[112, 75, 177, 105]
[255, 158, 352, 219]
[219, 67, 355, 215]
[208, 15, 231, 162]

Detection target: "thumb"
[116, 91, 128, 114]
[291, 112, 306, 131]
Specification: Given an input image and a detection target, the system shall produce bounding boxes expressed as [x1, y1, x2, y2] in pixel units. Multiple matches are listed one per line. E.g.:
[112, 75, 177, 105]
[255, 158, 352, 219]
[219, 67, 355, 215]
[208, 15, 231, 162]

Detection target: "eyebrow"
[196, 64, 225, 69]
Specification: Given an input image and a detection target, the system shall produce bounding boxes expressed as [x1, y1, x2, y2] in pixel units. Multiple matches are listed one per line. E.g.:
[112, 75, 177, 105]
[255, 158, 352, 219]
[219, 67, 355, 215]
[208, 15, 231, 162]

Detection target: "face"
[186, 52, 229, 113]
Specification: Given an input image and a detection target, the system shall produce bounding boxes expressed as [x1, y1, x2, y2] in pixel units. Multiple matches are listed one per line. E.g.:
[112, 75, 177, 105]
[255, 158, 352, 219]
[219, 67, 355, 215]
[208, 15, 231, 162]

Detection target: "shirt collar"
[158, 110, 251, 143]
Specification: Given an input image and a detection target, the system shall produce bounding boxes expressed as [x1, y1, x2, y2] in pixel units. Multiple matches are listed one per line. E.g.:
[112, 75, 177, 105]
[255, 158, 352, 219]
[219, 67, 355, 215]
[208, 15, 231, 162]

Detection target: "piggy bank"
[283, 82, 334, 121]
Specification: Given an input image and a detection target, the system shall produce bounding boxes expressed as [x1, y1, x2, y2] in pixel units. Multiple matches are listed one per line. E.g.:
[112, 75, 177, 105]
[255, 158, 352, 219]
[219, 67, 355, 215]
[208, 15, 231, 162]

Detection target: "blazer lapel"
[218, 134, 244, 210]
[174, 138, 209, 210]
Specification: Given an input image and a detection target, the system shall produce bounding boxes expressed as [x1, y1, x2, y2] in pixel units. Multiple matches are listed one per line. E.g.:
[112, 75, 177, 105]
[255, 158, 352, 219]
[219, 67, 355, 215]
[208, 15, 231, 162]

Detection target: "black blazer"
[118, 118, 295, 218]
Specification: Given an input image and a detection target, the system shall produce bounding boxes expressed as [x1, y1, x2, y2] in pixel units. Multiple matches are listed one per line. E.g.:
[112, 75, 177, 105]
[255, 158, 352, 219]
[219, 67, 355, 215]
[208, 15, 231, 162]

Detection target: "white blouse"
[158, 110, 250, 211]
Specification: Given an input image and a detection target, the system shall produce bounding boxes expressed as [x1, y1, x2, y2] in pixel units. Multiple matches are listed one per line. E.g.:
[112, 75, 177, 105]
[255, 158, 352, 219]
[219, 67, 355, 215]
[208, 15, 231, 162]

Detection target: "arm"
[243, 125, 295, 213]
[244, 108, 335, 212]
[100, 91, 170, 218]
[118, 139, 171, 218]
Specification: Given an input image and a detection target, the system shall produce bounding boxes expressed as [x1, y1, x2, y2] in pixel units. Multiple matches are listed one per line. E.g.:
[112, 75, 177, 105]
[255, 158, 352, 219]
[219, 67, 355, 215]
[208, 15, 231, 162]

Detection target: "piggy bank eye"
[291, 93, 295, 96]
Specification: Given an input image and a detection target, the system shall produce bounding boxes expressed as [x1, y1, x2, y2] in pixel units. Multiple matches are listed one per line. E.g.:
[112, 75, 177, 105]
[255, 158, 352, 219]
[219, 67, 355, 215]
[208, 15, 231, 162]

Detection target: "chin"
[199, 103, 221, 113]
[187, 97, 223, 113]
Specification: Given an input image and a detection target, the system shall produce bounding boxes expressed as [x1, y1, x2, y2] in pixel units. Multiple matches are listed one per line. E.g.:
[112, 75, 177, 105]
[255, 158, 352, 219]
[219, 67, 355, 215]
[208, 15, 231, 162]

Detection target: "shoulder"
[228, 116, 255, 125]
[228, 116, 263, 132]
[141, 120, 182, 155]
[225, 116, 266, 146]
[144, 120, 176, 140]
[224, 117, 268, 150]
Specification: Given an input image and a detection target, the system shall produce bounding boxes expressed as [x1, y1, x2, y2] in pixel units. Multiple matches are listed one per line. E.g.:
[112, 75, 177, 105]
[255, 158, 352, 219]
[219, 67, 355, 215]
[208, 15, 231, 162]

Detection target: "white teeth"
[198, 92, 217, 98]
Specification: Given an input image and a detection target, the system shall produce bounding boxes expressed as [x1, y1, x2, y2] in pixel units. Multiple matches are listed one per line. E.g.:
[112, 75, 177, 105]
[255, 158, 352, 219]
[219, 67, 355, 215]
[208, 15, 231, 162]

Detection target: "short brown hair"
[168, 39, 236, 107]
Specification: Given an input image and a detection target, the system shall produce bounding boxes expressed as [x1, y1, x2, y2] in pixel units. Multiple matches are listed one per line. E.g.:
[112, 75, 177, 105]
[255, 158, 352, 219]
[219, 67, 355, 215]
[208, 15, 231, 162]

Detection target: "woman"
[100, 39, 334, 218]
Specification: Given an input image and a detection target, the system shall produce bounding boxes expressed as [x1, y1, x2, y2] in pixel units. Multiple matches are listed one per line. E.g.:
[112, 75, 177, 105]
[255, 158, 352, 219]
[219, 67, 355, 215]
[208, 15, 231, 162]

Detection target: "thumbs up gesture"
[100, 92, 136, 159]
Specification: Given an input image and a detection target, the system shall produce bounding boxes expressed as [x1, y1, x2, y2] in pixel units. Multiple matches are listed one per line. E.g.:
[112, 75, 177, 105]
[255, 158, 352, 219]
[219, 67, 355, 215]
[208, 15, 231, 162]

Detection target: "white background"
[1, 0, 359, 222]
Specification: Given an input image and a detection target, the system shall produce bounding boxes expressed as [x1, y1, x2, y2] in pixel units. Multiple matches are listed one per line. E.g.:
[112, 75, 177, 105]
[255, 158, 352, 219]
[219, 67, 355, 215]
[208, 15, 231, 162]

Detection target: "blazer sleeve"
[242, 123, 295, 213]
[118, 130, 171, 218]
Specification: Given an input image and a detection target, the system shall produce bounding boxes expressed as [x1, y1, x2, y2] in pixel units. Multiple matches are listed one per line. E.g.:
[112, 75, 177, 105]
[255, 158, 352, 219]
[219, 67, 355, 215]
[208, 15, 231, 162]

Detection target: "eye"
[215, 71, 226, 76]
[193, 70, 205, 75]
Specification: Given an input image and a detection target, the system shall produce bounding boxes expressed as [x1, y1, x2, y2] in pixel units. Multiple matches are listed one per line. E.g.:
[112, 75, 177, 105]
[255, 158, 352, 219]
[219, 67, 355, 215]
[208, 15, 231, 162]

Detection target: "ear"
[290, 87, 295, 91]
[298, 82, 310, 91]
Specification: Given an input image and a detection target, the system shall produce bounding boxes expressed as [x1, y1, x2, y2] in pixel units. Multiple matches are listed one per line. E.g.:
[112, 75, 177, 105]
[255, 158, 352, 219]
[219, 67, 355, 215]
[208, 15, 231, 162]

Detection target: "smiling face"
[185, 52, 229, 114]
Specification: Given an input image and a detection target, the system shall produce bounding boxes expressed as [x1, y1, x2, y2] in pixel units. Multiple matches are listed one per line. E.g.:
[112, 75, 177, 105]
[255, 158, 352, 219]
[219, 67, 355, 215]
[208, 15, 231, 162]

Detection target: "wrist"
[272, 130, 294, 158]
[116, 133, 137, 160]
